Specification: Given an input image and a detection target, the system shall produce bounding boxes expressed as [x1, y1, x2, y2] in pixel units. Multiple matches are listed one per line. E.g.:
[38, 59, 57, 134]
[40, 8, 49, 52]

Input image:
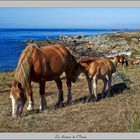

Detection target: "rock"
[111, 71, 131, 93]
[77, 35, 82, 39]
[26, 31, 140, 60]
[131, 38, 139, 43]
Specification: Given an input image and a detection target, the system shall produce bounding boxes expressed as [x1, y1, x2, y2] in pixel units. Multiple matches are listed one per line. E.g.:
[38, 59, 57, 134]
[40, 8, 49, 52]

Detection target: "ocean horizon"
[0, 28, 138, 71]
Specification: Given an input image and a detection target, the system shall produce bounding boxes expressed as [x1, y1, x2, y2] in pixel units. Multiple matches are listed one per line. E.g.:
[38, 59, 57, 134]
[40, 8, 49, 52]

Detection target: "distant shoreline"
[0, 28, 140, 32]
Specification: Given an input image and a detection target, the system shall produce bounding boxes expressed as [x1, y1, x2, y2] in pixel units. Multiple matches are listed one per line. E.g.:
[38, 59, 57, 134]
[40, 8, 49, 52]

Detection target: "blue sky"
[0, 8, 140, 29]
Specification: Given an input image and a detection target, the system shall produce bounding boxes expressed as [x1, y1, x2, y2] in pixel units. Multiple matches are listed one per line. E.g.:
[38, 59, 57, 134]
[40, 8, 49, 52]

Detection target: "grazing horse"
[110, 54, 128, 67]
[8, 44, 77, 117]
[71, 57, 117, 101]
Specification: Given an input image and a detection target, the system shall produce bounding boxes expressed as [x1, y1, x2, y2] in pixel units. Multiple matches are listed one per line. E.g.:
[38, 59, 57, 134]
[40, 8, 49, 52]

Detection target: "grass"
[0, 65, 140, 132]
[131, 49, 140, 57]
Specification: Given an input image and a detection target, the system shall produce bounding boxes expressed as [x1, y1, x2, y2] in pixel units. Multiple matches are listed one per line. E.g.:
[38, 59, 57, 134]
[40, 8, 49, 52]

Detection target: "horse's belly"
[44, 72, 63, 81]
[31, 71, 63, 82]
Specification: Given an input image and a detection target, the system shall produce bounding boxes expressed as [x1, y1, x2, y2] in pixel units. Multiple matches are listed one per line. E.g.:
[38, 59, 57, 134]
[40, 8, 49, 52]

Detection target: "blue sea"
[0, 28, 126, 71]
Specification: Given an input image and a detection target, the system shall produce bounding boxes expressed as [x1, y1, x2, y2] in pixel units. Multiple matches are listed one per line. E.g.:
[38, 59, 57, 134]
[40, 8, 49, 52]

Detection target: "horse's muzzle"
[12, 103, 24, 117]
[12, 112, 18, 117]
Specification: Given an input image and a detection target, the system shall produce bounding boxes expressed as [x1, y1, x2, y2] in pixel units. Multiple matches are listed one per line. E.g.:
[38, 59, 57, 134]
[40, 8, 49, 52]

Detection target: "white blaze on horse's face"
[10, 82, 26, 117]
[10, 93, 18, 117]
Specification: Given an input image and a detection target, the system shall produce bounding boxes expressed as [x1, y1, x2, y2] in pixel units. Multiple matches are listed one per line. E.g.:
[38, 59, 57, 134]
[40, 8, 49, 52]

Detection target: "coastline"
[24, 31, 140, 67]
[1, 31, 140, 72]
[0, 31, 140, 132]
[27, 31, 140, 59]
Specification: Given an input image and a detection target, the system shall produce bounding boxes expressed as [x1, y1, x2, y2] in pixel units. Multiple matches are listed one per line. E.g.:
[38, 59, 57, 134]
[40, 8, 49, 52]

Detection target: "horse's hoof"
[27, 106, 34, 111]
[66, 100, 72, 105]
[28, 109, 35, 115]
[55, 102, 63, 109]
[86, 96, 93, 102]
[93, 97, 98, 102]
[39, 106, 47, 112]
[39, 108, 45, 112]
[107, 93, 111, 97]
[86, 98, 91, 102]
[102, 94, 106, 99]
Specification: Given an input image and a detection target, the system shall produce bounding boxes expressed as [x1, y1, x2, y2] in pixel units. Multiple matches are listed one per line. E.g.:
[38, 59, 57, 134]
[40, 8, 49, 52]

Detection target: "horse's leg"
[85, 73, 93, 101]
[55, 79, 64, 107]
[93, 76, 98, 101]
[66, 76, 72, 104]
[26, 82, 34, 111]
[101, 77, 107, 98]
[107, 74, 112, 97]
[64, 67, 73, 104]
[122, 62, 124, 67]
[39, 81, 47, 111]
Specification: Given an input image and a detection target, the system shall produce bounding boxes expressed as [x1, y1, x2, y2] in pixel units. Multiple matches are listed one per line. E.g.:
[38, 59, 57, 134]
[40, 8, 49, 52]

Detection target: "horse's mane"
[14, 43, 38, 87]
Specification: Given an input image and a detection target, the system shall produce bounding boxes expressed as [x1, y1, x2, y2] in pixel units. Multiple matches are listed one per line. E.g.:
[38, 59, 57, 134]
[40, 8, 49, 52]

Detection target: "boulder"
[111, 71, 131, 94]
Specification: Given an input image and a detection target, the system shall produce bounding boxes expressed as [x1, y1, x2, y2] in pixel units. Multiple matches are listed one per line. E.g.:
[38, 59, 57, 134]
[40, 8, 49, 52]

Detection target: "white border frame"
[0, 1, 140, 140]
[0, 133, 140, 139]
[0, 1, 140, 7]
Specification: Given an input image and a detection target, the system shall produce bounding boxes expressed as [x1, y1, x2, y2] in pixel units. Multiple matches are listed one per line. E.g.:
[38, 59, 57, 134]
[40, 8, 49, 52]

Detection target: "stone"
[112, 71, 131, 86]
[111, 71, 131, 94]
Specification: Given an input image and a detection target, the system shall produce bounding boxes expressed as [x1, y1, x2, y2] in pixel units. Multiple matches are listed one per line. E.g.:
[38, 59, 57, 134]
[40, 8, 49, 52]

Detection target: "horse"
[71, 57, 117, 101]
[110, 54, 128, 67]
[8, 44, 77, 117]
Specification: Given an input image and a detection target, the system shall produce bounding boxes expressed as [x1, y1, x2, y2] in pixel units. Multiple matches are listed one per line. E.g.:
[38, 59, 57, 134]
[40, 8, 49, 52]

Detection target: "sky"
[0, 8, 140, 29]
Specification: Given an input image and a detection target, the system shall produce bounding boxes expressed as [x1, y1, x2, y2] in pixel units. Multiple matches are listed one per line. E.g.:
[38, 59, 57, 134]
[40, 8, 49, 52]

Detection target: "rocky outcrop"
[26, 31, 140, 61]
[112, 71, 131, 87]
[111, 71, 131, 94]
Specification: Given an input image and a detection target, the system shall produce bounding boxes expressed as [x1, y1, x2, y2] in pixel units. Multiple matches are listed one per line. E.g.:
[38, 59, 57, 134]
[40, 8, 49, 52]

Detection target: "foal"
[111, 54, 128, 67]
[71, 57, 116, 101]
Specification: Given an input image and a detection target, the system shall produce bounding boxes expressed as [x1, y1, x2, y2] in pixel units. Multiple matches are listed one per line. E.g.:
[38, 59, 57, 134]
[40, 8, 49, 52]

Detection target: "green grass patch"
[131, 50, 140, 57]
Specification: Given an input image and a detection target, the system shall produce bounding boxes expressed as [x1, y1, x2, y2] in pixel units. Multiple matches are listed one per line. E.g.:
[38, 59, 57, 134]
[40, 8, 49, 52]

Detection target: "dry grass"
[0, 65, 140, 132]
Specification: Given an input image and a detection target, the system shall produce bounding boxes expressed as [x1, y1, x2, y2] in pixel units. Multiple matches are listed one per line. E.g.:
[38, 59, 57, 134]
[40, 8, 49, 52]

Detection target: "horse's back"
[41, 45, 70, 55]
[103, 57, 116, 74]
[94, 58, 114, 76]
[40, 45, 74, 69]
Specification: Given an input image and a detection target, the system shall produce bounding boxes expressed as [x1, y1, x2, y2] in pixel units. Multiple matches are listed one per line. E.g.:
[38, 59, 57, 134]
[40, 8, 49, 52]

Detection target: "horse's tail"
[125, 59, 128, 67]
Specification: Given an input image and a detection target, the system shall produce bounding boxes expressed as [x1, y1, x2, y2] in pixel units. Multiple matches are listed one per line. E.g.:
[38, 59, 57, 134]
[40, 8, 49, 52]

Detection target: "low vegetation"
[1, 32, 140, 132]
[131, 49, 140, 57]
[0, 65, 140, 132]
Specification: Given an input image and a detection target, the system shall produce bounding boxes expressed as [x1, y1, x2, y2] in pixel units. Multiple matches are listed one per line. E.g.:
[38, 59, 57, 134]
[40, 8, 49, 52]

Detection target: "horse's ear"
[13, 81, 22, 89]
[6, 83, 12, 88]
[17, 82, 22, 89]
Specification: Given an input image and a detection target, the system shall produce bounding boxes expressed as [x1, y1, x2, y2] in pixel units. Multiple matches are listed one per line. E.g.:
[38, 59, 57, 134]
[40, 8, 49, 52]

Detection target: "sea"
[0, 28, 129, 71]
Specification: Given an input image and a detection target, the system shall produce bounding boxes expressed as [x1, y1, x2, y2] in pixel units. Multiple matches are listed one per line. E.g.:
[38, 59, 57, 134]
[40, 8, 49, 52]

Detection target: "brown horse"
[9, 44, 77, 117]
[71, 57, 117, 101]
[110, 54, 128, 67]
